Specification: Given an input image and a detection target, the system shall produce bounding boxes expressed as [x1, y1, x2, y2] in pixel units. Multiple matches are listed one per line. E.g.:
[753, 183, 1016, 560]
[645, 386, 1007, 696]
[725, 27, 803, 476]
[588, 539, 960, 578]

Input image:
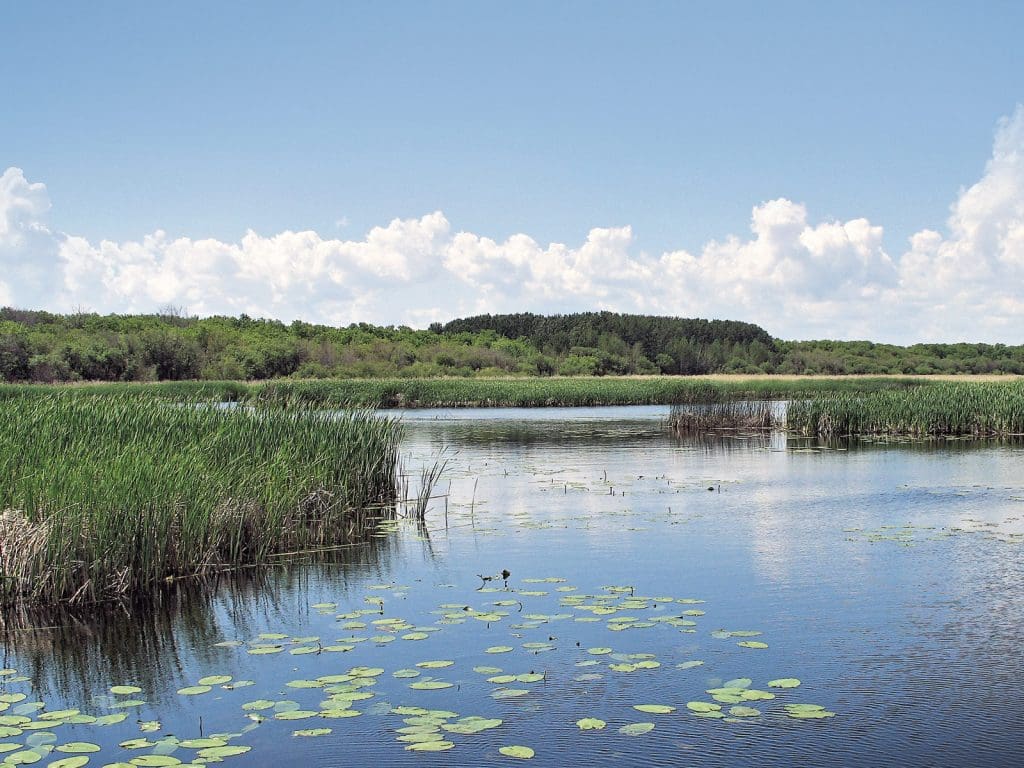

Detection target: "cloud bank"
[3, 106, 1023, 343]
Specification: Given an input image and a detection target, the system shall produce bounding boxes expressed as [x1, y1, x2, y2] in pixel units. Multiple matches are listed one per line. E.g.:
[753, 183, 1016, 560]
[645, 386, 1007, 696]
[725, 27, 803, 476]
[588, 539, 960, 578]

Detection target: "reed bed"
[0, 376, 938, 409]
[668, 401, 779, 433]
[0, 394, 402, 607]
[786, 381, 1024, 437]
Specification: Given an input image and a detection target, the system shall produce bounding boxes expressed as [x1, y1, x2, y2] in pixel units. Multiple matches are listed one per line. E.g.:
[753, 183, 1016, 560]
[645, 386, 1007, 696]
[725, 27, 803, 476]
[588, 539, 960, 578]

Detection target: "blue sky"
[2, 2, 1023, 342]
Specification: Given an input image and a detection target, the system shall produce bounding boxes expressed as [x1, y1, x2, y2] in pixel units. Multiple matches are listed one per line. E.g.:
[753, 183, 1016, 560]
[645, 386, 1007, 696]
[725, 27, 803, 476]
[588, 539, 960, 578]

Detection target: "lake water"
[3, 406, 1023, 767]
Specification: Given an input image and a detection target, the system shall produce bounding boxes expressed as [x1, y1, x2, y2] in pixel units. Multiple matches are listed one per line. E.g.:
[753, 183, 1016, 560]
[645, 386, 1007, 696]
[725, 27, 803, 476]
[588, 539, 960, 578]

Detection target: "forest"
[1, 307, 1022, 382]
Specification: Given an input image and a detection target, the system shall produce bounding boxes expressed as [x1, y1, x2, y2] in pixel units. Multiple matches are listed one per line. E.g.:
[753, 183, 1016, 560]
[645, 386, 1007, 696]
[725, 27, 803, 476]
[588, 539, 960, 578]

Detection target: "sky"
[2, 1, 1023, 343]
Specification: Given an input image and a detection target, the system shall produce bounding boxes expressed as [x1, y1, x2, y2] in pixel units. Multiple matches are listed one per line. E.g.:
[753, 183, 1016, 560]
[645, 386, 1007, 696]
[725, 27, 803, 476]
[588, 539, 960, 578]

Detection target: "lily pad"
[576, 718, 606, 730]
[632, 705, 674, 714]
[405, 741, 454, 752]
[195, 745, 252, 758]
[498, 745, 535, 759]
[197, 675, 232, 686]
[686, 702, 722, 713]
[45, 758, 90, 768]
[728, 706, 761, 717]
[768, 678, 801, 688]
[619, 722, 655, 736]
[409, 681, 454, 690]
[55, 742, 101, 753]
[293, 728, 332, 737]
[176, 686, 211, 696]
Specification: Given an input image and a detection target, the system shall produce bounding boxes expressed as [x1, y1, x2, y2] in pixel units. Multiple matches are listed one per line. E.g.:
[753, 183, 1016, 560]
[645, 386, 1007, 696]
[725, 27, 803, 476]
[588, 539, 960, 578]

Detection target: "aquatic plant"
[668, 400, 778, 433]
[0, 374, 935, 410]
[0, 393, 402, 606]
[786, 380, 1024, 437]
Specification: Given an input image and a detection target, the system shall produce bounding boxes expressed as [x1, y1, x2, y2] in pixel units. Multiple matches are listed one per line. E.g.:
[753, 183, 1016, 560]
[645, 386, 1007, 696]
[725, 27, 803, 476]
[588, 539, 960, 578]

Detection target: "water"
[3, 406, 1023, 766]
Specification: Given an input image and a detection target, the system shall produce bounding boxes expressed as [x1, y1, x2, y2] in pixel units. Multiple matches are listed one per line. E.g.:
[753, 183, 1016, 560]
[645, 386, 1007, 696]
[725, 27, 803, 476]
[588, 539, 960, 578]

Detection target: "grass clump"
[668, 401, 778, 433]
[0, 393, 402, 607]
[787, 381, 1024, 437]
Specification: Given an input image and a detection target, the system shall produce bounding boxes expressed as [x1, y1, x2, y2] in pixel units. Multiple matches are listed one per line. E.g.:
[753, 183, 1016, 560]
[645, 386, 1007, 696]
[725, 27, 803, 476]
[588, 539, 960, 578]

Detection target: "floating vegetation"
[0, 456, 843, 767]
[0, 393, 403, 606]
[845, 518, 1024, 547]
[499, 745, 535, 758]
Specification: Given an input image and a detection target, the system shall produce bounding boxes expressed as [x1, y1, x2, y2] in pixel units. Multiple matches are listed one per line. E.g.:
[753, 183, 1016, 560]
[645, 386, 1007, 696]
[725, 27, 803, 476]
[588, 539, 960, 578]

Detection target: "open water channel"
[2, 406, 1023, 767]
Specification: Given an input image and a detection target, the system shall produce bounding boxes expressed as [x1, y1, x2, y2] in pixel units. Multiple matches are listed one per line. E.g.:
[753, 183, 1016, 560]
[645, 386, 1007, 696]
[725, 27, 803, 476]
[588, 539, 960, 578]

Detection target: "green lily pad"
[241, 700, 275, 711]
[45, 758, 90, 768]
[38, 710, 79, 721]
[127, 757, 181, 767]
[176, 686, 211, 695]
[491, 689, 530, 699]
[619, 722, 655, 736]
[409, 681, 453, 690]
[723, 678, 752, 689]
[197, 675, 232, 686]
[405, 741, 454, 752]
[785, 704, 836, 719]
[737, 641, 768, 649]
[728, 706, 761, 717]
[178, 738, 226, 748]
[195, 745, 252, 758]
[109, 686, 142, 696]
[274, 710, 318, 720]
[686, 702, 722, 713]
[93, 713, 128, 726]
[55, 742, 101, 754]
[293, 728, 332, 737]
[3, 750, 43, 765]
[498, 745, 535, 758]
[485, 646, 514, 654]
[632, 705, 674, 714]
[768, 678, 801, 688]
[576, 718, 606, 730]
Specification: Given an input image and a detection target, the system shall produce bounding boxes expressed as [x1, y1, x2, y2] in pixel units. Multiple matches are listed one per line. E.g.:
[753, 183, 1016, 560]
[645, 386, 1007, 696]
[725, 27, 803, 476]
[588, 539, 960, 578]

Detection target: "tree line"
[1, 307, 1022, 382]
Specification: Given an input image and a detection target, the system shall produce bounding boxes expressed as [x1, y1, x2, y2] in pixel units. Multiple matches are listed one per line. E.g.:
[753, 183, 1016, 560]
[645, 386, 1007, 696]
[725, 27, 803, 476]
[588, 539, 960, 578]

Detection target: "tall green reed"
[0, 393, 402, 606]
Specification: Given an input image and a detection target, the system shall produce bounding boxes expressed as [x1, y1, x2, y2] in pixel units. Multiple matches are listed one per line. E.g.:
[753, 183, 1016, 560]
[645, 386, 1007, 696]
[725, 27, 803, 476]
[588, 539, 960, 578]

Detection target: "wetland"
[1, 405, 1023, 766]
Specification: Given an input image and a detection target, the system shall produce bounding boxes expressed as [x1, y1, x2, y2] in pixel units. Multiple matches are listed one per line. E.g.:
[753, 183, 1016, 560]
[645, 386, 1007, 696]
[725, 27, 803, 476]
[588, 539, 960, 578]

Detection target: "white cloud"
[2, 106, 1023, 343]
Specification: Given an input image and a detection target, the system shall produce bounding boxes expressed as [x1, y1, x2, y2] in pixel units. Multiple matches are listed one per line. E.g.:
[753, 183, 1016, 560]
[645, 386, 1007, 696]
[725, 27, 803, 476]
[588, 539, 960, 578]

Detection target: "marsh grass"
[0, 375, 944, 409]
[668, 401, 778, 433]
[787, 381, 1024, 437]
[0, 393, 402, 607]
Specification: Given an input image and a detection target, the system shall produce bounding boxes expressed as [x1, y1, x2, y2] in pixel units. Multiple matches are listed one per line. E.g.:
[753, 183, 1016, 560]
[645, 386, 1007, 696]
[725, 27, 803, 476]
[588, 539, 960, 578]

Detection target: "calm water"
[3, 406, 1023, 767]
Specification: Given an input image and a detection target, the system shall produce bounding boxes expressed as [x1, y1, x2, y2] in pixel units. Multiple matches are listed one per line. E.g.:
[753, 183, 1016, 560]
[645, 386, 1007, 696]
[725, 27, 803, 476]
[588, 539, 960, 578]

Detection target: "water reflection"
[1, 406, 1021, 767]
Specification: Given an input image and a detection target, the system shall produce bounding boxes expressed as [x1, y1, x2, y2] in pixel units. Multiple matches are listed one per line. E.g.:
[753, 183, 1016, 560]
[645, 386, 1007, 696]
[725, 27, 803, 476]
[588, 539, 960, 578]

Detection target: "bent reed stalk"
[0, 393, 402, 607]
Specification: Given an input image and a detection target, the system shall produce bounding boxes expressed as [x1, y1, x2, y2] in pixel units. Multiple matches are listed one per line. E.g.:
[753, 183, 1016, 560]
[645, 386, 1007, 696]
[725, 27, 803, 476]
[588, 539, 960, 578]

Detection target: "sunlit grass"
[0, 393, 402, 606]
[787, 381, 1024, 437]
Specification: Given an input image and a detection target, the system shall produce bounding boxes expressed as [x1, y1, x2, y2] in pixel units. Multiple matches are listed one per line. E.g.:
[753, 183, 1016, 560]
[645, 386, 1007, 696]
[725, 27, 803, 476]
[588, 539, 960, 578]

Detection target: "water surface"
[3, 406, 1023, 767]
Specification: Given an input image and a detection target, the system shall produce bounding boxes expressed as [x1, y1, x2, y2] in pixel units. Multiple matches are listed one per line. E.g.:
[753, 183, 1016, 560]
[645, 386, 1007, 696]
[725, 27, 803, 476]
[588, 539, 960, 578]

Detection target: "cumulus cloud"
[0, 167, 61, 309]
[2, 106, 1024, 342]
